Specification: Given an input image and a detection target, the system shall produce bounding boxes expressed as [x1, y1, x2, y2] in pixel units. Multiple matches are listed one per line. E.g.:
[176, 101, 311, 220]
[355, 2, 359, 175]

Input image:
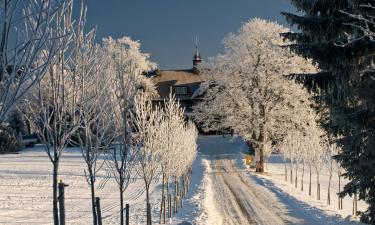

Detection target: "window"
[175, 86, 188, 95]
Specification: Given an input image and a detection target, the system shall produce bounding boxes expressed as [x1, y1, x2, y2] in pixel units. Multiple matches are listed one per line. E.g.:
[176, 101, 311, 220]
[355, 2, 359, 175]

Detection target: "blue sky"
[81, 0, 294, 69]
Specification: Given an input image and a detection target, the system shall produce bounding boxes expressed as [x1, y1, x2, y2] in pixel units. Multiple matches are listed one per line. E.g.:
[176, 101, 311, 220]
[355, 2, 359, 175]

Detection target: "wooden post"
[96, 197, 102, 225]
[58, 180, 68, 225]
[126, 204, 129, 225]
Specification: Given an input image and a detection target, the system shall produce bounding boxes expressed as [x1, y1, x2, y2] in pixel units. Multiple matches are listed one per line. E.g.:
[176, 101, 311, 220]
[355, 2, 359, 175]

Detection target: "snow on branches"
[133, 92, 198, 224]
[193, 18, 318, 172]
[0, 0, 74, 124]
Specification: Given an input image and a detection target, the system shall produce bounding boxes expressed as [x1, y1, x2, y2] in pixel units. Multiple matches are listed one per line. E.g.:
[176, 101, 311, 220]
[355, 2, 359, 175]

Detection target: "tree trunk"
[353, 192, 358, 216]
[295, 163, 298, 188]
[166, 180, 169, 221]
[301, 163, 305, 192]
[259, 147, 265, 173]
[290, 163, 293, 185]
[174, 177, 177, 213]
[159, 174, 165, 224]
[317, 171, 320, 200]
[53, 162, 59, 225]
[327, 163, 332, 205]
[120, 182, 124, 225]
[284, 164, 287, 182]
[146, 186, 151, 225]
[338, 172, 342, 210]
[176, 179, 179, 210]
[257, 128, 266, 173]
[89, 170, 98, 225]
[309, 165, 312, 196]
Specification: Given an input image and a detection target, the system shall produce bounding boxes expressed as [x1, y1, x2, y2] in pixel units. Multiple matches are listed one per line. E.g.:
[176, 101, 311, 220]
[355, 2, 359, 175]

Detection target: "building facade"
[151, 44, 205, 114]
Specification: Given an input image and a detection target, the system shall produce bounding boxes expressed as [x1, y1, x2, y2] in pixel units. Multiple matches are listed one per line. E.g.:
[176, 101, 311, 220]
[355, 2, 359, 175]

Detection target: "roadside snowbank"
[193, 159, 223, 225]
[253, 155, 367, 223]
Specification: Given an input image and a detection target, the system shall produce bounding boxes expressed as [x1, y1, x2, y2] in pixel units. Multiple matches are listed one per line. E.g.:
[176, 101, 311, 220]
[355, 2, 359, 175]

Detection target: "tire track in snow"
[209, 157, 301, 225]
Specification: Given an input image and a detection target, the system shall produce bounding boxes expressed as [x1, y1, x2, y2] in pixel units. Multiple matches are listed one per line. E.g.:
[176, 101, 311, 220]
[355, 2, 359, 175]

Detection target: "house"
[151, 44, 205, 114]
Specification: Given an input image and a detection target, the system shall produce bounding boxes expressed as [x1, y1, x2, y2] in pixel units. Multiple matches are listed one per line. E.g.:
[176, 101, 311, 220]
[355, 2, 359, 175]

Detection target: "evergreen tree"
[7, 110, 26, 136]
[283, 1, 375, 223]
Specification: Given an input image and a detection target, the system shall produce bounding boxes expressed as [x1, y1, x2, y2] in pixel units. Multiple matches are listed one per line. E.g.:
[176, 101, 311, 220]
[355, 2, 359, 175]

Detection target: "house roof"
[151, 69, 205, 100]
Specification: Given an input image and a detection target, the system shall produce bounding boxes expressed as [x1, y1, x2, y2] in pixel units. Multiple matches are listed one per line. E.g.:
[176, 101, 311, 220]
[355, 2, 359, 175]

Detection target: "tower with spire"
[193, 36, 202, 73]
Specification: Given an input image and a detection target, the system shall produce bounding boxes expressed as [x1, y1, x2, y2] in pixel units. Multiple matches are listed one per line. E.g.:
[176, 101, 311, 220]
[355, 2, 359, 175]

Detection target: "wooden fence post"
[58, 180, 68, 225]
[96, 197, 102, 225]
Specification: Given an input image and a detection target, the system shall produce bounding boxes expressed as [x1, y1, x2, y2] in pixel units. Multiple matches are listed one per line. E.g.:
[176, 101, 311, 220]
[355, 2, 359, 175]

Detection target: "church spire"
[193, 36, 202, 72]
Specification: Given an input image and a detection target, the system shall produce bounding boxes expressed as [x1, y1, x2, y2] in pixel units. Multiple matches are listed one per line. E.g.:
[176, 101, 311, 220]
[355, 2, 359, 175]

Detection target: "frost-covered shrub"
[0, 125, 20, 153]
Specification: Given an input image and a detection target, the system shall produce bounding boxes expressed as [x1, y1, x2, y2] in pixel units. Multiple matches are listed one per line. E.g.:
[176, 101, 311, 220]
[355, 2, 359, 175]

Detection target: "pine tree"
[283, 1, 375, 223]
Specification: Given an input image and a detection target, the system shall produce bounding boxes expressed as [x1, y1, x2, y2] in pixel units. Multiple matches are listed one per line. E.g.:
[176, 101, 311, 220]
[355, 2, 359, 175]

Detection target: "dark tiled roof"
[152, 69, 205, 100]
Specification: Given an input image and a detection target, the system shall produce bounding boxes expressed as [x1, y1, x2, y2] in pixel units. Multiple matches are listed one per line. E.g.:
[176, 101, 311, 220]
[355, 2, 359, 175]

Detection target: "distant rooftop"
[151, 69, 205, 100]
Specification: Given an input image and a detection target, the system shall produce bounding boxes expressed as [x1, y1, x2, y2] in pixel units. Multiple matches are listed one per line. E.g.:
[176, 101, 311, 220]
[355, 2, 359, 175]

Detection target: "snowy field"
[0, 146, 206, 225]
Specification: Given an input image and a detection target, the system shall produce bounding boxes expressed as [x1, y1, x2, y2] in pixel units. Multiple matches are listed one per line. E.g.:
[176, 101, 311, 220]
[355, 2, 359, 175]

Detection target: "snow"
[193, 159, 223, 225]
[196, 135, 365, 225]
[0, 135, 368, 224]
[0, 145, 202, 225]
[255, 155, 368, 222]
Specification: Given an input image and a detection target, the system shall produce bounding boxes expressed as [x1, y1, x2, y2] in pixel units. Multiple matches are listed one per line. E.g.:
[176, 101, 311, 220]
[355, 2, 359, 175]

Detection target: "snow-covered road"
[197, 136, 362, 225]
[211, 158, 296, 225]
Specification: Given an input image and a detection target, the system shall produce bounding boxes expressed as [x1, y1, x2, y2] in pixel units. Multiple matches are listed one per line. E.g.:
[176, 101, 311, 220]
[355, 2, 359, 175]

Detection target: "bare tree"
[0, 0, 72, 124]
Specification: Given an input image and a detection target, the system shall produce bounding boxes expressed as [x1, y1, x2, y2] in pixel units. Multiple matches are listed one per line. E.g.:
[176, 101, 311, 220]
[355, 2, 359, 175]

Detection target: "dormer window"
[175, 86, 187, 95]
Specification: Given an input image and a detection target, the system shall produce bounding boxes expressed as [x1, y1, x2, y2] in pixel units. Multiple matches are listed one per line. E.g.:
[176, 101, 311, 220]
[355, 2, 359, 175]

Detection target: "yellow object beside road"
[245, 155, 253, 165]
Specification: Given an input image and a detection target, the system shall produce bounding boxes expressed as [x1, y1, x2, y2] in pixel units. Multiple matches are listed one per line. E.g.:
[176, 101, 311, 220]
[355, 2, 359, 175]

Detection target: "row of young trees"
[279, 129, 344, 207]
[281, 0, 375, 223]
[0, 1, 198, 225]
[157, 94, 198, 224]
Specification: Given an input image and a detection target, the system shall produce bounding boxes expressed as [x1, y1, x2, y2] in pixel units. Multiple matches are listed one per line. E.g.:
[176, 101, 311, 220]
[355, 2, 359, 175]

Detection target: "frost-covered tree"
[193, 18, 317, 172]
[69, 17, 114, 225]
[154, 93, 198, 224]
[278, 112, 326, 198]
[103, 36, 156, 225]
[158, 93, 185, 223]
[0, 0, 73, 124]
[324, 143, 340, 206]
[310, 128, 327, 201]
[178, 120, 198, 198]
[133, 92, 163, 225]
[20, 3, 85, 224]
